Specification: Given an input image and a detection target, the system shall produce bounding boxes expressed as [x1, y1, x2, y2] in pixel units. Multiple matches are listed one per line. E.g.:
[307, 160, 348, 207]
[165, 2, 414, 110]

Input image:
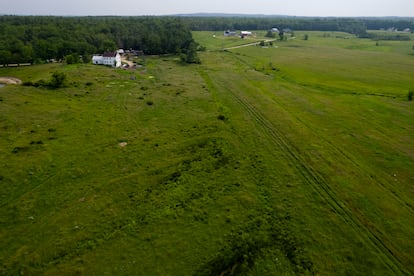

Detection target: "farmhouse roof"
[103, 51, 117, 57]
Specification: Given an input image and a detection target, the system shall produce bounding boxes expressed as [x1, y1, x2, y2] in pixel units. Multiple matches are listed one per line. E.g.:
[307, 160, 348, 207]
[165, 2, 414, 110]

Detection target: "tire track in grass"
[201, 50, 413, 273]
[263, 83, 414, 271]
[273, 81, 414, 214]
[200, 68, 409, 274]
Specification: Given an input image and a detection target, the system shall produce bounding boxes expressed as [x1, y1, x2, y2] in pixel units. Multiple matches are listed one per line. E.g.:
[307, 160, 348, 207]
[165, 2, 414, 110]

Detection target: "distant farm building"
[240, 31, 253, 38]
[241, 31, 252, 36]
[92, 51, 121, 68]
[271, 27, 279, 33]
[224, 30, 237, 36]
[125, 49, 144, 56]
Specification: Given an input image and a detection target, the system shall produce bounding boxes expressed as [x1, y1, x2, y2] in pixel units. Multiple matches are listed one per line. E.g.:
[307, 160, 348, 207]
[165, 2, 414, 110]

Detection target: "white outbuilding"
[241, 31, 252, 36]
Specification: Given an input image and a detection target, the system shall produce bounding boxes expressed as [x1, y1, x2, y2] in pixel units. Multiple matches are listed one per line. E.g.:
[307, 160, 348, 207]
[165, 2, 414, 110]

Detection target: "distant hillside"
[173, 13, 293, 18]
[175, 13, 414, 20]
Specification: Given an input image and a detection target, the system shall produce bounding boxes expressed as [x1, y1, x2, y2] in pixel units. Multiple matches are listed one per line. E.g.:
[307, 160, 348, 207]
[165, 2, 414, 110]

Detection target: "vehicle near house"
[271, 27, 279, 33]
[224, 30, 237, 36]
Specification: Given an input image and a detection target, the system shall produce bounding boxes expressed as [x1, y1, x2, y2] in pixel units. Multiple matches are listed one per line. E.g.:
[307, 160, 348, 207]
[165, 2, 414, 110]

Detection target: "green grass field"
[1, 31, 414, 275]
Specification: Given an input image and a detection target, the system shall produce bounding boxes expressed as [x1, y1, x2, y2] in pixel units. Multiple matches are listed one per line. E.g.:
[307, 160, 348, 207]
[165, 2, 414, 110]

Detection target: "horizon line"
[1, 13, 413, 18]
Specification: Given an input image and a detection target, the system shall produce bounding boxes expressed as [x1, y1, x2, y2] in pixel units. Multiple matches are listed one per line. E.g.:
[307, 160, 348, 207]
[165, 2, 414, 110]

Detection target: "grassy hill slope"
[1, 31, 413, 274]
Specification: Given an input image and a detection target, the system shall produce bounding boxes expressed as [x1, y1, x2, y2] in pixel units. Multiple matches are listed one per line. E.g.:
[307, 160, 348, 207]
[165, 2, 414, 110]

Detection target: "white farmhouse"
[92, 51, 121, 68]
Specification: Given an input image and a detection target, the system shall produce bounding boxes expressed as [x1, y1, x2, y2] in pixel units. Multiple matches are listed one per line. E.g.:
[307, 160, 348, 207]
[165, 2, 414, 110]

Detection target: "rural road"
[224, 39, 277, 50]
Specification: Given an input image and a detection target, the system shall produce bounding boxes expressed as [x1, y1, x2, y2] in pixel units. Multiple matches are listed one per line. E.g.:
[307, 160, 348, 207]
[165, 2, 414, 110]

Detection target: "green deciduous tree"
[0, 50, 12, 65]
[65, 54, 79, 64]
[265, 30, 275, 38]
[279, 31, 284, 41]
[187, 41, 201, 64]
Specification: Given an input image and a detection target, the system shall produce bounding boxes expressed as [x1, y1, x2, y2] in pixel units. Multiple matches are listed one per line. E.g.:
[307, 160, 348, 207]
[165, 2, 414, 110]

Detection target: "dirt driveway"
[0, 77, 22, 85]
[121, 57, 135, 68]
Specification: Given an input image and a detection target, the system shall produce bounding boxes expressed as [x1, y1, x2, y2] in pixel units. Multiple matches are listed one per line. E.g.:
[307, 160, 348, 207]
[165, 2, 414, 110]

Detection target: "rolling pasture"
[1, 31, 414, 275]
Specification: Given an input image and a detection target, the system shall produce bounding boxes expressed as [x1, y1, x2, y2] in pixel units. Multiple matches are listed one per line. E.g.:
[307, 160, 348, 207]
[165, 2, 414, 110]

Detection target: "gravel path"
[0, 77, 22, 85]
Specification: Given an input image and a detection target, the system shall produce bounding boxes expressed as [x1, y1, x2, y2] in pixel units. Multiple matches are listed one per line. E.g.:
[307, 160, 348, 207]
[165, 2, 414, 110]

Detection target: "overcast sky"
[1, 0, 414, 17]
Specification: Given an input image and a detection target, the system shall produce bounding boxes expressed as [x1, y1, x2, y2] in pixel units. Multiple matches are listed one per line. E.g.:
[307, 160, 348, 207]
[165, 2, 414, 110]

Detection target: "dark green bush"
[265, 30, 275, 38]
[49, 71, 66, 88]
[217, 114, 226, 121]
[23, 72, 66, 88]
[408, 90, 414, 101]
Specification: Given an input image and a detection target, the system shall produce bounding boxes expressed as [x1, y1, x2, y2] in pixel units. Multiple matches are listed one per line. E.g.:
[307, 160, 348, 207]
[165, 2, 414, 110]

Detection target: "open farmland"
[1, 31, 414, 275]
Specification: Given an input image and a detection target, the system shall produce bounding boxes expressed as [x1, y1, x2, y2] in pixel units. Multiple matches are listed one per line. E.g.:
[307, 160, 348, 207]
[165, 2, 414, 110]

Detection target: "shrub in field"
[217, 114, 226, 121]
[49, 71, 66, 88]
[408, 90, 414, 101]
[194, 214, 313, 275]
[265, 30, 275, 38]
[25, 79, 47, 87]
[23, 71, 66, 88]
[22, 81, 34, 86]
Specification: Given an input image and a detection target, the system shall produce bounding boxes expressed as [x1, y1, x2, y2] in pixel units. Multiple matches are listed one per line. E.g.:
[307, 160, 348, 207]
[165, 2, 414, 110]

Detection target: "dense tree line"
[181, 16, 413, 36]
[181, 17, 368, 35]
[0, 16, 198, 64]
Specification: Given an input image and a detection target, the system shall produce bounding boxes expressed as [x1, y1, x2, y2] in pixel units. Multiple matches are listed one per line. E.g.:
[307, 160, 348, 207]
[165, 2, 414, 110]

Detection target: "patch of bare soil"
[0, 77, 22, 85]
[119, 142, 128, 148]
